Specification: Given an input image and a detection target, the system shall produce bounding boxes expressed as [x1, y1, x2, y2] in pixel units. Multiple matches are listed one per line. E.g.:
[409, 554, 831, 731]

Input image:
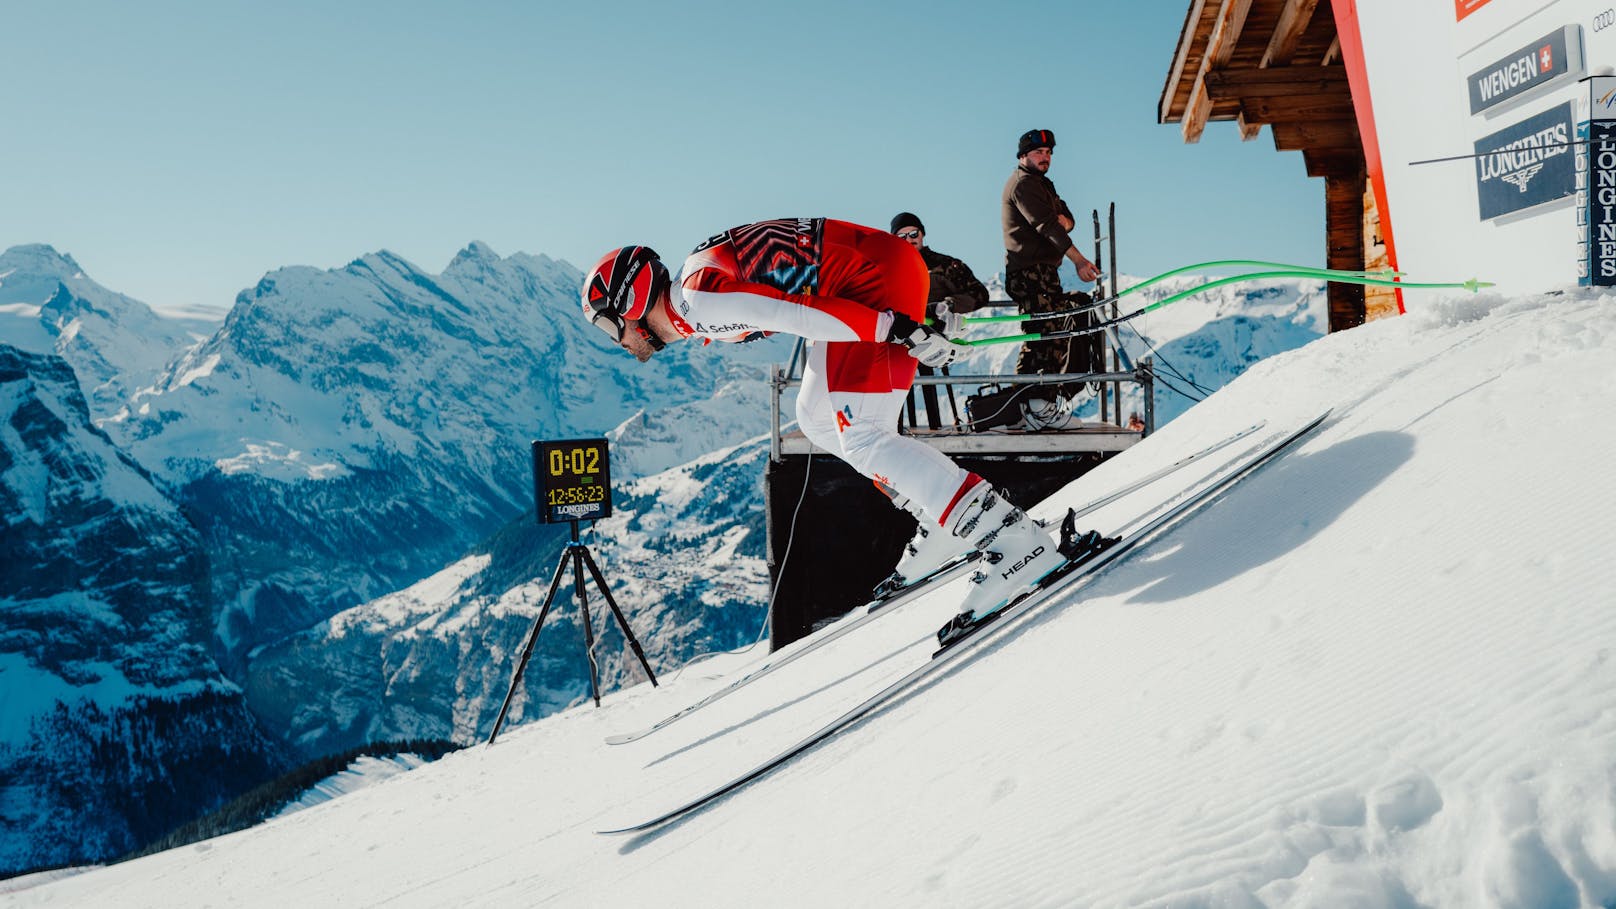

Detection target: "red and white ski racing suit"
[670, 218, 977, 526]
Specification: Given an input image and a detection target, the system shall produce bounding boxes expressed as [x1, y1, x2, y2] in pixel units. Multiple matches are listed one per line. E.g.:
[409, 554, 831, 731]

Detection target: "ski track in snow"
[7, 291, 1616, 907]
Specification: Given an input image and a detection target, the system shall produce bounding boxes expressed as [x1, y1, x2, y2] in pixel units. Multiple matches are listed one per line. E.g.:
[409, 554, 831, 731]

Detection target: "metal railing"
[767, 350, 1155, 462]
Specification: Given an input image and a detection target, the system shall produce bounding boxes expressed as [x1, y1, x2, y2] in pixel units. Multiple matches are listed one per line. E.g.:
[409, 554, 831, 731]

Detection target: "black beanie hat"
[1018, 128, 1056, 157]
[890, 212, 925, 235]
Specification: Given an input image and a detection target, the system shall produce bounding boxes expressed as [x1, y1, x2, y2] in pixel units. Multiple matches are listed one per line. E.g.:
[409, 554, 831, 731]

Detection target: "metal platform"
[777, 422, 1141, 457]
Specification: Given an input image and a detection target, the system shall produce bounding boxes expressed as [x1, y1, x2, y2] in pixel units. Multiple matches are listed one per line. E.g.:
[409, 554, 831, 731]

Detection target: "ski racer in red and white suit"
[582, 218, 1093, 614]
[671, 218, 973, 523]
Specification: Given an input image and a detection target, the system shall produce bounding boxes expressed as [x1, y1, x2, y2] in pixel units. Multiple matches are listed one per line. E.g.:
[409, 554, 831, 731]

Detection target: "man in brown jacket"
[1002, 128, 1103, 411]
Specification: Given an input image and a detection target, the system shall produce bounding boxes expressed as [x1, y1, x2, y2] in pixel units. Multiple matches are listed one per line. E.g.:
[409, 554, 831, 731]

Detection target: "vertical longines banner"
[1583, 77, 1616, 286]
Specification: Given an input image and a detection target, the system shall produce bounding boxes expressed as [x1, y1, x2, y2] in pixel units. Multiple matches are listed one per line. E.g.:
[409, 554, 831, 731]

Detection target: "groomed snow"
[9, 289, 1616, 908]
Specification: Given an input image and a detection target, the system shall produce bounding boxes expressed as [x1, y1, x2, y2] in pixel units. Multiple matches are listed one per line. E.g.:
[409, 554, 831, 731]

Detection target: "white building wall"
[1352, 0, 1615, 293]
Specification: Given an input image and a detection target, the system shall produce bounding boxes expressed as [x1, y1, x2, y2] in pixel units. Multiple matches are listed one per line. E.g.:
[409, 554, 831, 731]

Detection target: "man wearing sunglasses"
[889, 211, 990, 335]
[581, 218, 1101, 618]
[1003, 128, 1105, 426]
[889, 211, 989, 430]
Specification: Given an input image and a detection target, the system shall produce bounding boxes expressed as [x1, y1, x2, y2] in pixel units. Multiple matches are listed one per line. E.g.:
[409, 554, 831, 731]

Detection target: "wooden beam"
[1161, 0, 1211, 123]
[1272, 120, 1360, 150]
[1236, 93, 1357, 124]
[1325, 172, 1368, 331]
[1236, 112, 1263, 141]
[1261, 0, 1322, 68]
[1304, 150, 1365, 177]
[1321, 35, 1341, 66]
[1204, 66, 1349, 99]
[1182, 0, 1256, 143]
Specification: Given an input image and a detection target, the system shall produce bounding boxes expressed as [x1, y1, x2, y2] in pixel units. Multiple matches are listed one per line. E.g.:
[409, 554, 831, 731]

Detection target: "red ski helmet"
[581, 246, 669, 342]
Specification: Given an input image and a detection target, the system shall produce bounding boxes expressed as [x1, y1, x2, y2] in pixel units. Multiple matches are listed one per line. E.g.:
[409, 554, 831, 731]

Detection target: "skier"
[580, 218, 1103, 618]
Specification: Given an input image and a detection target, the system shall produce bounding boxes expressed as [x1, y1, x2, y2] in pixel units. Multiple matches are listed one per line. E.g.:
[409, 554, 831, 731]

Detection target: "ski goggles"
[586, 302, 664, 352]
[586, 302, 627, 342]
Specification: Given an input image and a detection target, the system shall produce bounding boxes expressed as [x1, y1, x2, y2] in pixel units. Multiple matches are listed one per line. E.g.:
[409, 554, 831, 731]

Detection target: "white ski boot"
[946, 482, 1066, 617]
[876, 494, 971, 596]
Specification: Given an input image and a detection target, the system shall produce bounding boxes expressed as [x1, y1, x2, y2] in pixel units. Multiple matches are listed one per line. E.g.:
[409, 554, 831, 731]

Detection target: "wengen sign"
[1467, 26, 1581, 116]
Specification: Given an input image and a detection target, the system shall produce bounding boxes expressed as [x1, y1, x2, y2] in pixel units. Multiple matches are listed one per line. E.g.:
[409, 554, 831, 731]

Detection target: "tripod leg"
[579, 546, 659, 687]
[573, 547, 602, 707]
[487, 547, 570, 745]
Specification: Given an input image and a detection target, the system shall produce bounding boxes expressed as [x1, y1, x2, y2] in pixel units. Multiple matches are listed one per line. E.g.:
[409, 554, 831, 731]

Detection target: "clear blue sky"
[3, 0, 1323, 312]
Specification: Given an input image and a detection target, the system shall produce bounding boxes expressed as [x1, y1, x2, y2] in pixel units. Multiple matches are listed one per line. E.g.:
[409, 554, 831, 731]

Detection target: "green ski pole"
[963, 271, 1493, 347]
[964, 260, 1404, 326]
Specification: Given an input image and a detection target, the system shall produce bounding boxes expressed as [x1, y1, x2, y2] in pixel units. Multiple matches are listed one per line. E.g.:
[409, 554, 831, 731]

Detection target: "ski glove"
[930, 300, 964, 337]
[889, 311, 965, 367]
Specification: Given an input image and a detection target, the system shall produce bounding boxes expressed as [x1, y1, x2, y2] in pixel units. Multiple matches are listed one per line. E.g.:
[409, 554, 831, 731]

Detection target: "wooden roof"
[1159, 0, 1361, 177]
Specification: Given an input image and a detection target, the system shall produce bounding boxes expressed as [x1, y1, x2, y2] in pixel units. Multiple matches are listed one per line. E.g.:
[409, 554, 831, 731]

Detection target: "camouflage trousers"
[1005, 262, 1103, 398]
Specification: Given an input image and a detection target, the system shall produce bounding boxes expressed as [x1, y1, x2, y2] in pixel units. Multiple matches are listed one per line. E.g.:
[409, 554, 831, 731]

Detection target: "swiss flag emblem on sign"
[1540, 45, 1554, 71]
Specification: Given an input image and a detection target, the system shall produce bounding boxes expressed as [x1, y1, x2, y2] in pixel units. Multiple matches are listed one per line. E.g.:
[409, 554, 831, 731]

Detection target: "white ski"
[596, 410, 1330, 835]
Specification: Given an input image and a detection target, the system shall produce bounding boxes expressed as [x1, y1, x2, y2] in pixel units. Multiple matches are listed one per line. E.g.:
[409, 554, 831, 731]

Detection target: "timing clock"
[533, 438, 612, 524]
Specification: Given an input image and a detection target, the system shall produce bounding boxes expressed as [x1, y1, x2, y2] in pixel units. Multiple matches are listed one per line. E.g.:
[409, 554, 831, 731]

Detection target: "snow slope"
[9, 289, 1615, 907]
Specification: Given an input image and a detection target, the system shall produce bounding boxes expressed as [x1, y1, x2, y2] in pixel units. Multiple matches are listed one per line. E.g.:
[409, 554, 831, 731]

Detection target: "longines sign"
[1583, 75, 1616, 285]
[1473, 101, 1576, 220]
[1467, 25, 1584, 116]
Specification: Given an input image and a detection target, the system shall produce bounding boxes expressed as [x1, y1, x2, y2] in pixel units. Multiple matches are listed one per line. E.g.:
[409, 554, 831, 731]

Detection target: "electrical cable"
[660, 448, 814, 682]
[1122, 322, 1214, 399]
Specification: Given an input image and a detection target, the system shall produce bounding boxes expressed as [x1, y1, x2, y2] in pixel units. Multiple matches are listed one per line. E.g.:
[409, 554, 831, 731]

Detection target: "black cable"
[1155, 374, 1207, 403]
[1123, 323, 1216, 398]
[667, 447, 813, 679]
[753, 451, 813, 647]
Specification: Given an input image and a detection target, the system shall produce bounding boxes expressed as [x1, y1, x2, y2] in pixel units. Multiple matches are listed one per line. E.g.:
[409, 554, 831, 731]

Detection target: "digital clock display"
[533, 438, 612, 524]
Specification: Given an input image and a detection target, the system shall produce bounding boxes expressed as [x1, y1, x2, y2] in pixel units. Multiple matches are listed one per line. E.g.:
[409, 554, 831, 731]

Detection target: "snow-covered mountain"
[0, 345, 284, 877]
[2, 240, 789, 874]
[241, 435, 773, 755]
[0, 245, 212, 418]
[14, 287, 1613, 907]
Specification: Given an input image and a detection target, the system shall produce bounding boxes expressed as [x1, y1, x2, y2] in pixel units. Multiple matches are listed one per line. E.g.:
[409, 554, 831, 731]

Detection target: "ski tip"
[603, 732, 639, 746]
[597, 811, 680, 836]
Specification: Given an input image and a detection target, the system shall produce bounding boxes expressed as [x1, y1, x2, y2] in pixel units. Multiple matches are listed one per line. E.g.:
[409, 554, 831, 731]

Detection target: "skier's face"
[896, 227, 923, 251]
[618, 321, 660, 362]
[1022, 147, 1052, 173]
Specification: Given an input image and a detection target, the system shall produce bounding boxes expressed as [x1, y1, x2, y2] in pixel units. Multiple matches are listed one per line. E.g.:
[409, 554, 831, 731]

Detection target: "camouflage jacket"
[920, 246, 990, 313]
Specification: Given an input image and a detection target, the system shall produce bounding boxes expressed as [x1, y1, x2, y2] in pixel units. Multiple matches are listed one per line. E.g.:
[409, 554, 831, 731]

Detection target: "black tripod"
[487, 521, 657, 745]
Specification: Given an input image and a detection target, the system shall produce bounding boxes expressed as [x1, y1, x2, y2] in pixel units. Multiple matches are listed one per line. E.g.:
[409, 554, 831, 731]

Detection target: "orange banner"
[1456, 0, 1496, 21]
